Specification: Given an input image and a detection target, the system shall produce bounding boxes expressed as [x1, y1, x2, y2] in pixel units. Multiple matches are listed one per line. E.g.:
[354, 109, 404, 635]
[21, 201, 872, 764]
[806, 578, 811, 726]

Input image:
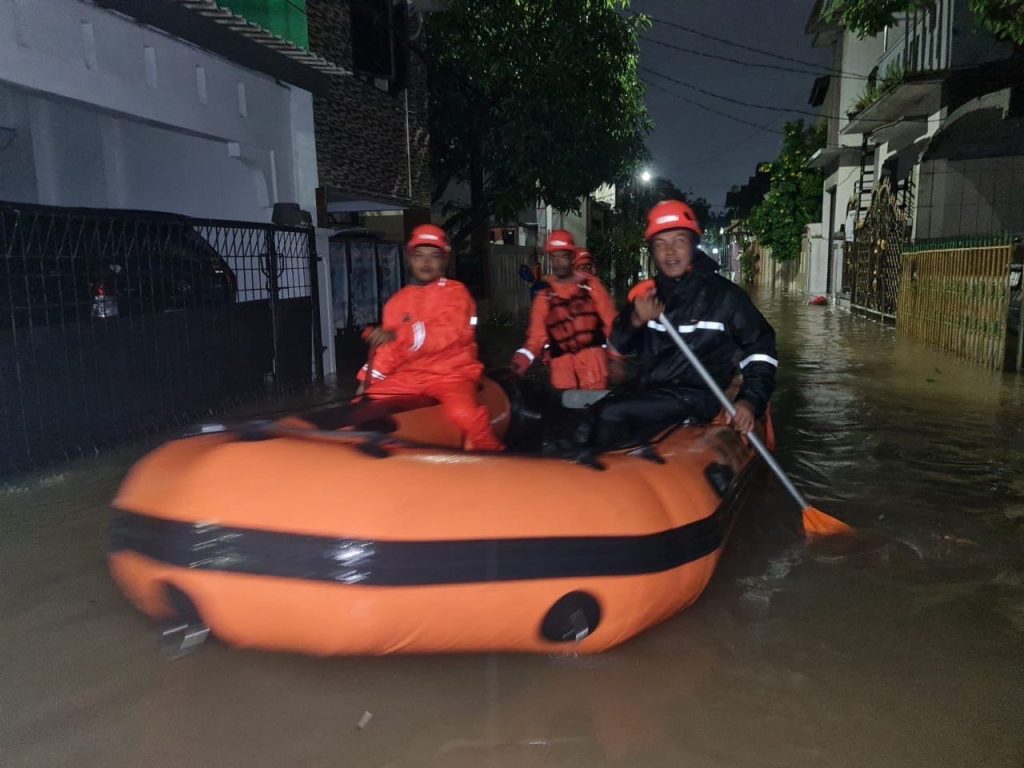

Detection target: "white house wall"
[0, 84, 39, 201]
[836, 34, 881, 146]
[0, 0, 317, 222]
[549, 205, 588, 250]
[819, 32, 885, 238]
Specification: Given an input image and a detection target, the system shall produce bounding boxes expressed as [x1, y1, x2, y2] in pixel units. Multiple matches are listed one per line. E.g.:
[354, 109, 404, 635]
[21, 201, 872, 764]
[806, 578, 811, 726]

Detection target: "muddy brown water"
[2, 291, 1023, 767]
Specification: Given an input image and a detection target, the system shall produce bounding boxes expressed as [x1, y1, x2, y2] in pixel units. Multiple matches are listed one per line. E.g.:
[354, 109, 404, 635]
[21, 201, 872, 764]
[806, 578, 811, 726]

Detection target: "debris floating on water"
[357, 711, 373, 730]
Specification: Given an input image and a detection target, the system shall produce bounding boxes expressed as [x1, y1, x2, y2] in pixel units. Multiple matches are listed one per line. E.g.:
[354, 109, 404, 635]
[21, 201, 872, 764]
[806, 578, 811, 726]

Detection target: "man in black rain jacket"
[590, 199, 778, 451]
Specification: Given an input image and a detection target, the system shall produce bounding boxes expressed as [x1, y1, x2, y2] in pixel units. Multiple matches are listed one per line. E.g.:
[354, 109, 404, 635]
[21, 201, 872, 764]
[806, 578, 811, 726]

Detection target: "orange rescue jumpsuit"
[517, 273, 617, 390]
[358, 278, 502, 451]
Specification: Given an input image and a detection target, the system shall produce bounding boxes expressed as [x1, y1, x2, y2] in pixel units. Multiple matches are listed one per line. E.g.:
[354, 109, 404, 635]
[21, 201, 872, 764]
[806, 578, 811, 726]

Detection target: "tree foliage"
[824, 0, 1024, 46]
[970, 0, 1024, 44]
[590, 215, 646, 301]
[746, 120, 826, 263]
[622, 175, 712, 230]
[425, 0, 650, 244]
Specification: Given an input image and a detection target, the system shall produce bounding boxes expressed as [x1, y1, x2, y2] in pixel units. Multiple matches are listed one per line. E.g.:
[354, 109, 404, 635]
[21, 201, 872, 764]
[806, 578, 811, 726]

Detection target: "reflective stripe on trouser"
[548, 346, 609, 390]
[366, 375, 503, 451]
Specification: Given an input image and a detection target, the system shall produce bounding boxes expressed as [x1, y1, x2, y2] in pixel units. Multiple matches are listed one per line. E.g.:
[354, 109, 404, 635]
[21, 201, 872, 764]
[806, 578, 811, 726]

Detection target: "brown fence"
[896, 244, 1014, 369]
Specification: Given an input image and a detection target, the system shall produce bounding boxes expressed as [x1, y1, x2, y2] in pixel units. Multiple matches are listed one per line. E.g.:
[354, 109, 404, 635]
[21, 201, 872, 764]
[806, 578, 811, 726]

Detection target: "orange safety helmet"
[645, 200, 703, 242]
[574, 248, 594, 270]
[544, 229, 577, 254]
[407, 224, 451, 254]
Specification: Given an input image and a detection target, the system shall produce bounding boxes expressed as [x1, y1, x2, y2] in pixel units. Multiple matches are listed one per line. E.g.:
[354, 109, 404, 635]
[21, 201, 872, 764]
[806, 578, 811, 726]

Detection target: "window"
[350, 0, 394, 80]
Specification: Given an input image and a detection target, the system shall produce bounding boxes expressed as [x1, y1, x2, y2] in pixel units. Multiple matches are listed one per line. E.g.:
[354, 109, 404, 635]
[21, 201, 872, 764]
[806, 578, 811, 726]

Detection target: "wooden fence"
[896, 244, 1014, 369]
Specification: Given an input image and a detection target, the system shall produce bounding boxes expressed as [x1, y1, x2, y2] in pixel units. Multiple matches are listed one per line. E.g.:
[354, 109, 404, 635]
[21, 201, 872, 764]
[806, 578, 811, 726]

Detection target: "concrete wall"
[806, 224, 829, 294]
[916, 156, 1024, 239]
[0, 0, 317, 221]
[768, 224, 827, 296]
[914, 96, 1024, 239]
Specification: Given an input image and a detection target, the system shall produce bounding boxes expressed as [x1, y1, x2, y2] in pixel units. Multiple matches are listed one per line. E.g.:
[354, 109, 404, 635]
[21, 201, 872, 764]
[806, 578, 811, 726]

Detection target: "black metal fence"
[0, 202, 323, 475]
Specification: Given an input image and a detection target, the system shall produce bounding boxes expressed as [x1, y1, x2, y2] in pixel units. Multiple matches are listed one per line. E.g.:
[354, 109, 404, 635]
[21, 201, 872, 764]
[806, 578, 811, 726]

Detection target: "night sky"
[633, 0, 831, 208]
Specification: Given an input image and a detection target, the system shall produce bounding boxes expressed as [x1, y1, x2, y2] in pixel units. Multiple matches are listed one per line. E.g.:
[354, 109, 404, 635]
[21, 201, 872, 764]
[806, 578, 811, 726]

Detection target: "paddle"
[657, 313, 852, 537]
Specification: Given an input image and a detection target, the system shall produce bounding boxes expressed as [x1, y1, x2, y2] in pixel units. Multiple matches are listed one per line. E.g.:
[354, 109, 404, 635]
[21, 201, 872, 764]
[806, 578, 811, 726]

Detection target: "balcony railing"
[902, 2, 952, 75]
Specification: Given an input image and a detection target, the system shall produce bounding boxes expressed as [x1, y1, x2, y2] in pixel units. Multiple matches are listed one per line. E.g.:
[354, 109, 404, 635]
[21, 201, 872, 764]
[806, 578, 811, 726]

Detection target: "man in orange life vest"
[357, 224, 503, 451]
[574, 248, 596, 275]
[509, 229, 617, 390]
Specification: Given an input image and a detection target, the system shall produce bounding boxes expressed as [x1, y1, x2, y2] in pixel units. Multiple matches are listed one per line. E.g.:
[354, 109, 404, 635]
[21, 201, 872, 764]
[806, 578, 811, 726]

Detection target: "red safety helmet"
[544, 229, 577, 254]
[574, 248, 594, 269]
[645, 200, 703, 242]
[407, 224, 451, 254]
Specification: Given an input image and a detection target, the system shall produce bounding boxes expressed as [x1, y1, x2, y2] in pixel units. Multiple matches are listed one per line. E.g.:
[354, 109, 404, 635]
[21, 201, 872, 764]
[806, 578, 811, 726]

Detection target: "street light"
[639, 169, 653, 184]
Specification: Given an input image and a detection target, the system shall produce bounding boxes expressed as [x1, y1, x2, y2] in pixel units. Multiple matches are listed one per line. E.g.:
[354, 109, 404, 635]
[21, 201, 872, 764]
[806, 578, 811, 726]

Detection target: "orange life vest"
[544, 279, 605, 357]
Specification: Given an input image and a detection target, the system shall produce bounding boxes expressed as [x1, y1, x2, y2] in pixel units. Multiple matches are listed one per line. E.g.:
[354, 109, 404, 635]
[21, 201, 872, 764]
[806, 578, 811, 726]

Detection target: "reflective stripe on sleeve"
[738, 353, 778, 369]
[410, 321, 426, 352]
[515, 348, 535, 363]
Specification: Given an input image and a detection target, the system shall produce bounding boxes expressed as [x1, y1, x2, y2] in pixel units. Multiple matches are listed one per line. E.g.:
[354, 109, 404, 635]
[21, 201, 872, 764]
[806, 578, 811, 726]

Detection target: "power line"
[640, 35, 835, 78]
[641, 66, 830, 118]
[642, 66, 934, 128]
[632, 9, 868, 81]
[678, 122, 787, 172]
[642, 77, 784, 134]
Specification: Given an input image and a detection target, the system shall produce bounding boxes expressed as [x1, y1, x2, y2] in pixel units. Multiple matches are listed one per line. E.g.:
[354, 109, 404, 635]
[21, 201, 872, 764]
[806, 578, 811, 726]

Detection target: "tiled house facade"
[307, 1, 431, 212]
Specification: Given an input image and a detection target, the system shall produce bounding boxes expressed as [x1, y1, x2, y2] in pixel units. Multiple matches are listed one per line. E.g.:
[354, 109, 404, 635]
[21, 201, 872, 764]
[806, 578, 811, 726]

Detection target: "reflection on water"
[1, 291, 1022, 767]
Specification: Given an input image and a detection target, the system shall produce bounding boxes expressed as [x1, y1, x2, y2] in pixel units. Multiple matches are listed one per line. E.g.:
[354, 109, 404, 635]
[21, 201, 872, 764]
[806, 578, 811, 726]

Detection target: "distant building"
[725, 163, 772, 220]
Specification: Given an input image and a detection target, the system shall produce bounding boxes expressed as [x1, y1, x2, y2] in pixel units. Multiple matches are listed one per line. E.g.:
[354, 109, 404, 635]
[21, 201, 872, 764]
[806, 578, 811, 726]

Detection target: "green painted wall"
[220, 0, 309, 50]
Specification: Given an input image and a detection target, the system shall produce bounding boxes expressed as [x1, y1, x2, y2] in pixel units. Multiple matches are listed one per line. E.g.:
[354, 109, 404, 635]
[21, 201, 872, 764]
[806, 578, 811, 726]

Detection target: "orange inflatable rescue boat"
[107, 376, 762, 656]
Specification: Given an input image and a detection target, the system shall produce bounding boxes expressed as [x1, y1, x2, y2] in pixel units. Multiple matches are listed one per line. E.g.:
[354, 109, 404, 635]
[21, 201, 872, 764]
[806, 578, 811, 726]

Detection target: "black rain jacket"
[608, 251, 778, 415]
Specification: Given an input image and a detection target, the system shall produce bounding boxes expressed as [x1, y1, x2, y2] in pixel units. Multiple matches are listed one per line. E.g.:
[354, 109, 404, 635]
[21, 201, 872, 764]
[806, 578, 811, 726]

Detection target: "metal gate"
[0, 202, 323, 476]
[847, 177, 914, 321]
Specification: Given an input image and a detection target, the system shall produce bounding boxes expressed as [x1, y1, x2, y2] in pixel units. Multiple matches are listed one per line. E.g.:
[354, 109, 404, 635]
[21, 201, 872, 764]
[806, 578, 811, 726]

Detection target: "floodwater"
[2, 291, 1024, 768]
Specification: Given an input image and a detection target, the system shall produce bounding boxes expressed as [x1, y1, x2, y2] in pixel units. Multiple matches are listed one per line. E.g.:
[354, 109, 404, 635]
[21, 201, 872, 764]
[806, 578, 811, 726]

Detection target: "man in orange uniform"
[358, 224, 503, 451]
[510, 229, 617, 390]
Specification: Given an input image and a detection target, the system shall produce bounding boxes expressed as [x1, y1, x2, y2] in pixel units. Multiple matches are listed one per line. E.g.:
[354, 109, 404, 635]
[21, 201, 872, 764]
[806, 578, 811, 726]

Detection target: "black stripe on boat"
[108, 474, 751, 587]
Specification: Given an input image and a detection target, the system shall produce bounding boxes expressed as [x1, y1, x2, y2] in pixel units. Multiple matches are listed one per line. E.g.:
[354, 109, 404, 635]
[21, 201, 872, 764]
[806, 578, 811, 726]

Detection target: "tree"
[824, 0, 1024, 46]
[684, 195, 712, 233]
[621, 175, 712, 230]
[746, 120, 825, 263]
[425, 1, 650, 287]
[590, 215, 646, 300]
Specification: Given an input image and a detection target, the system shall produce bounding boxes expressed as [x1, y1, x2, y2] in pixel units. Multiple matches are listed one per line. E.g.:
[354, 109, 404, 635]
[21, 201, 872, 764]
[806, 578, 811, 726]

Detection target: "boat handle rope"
[181, 419, 659, 470]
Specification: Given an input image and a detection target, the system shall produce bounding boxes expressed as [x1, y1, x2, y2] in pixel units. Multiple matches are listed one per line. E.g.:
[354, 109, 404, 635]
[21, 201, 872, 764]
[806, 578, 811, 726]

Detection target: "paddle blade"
[803, 506, 854, 537]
